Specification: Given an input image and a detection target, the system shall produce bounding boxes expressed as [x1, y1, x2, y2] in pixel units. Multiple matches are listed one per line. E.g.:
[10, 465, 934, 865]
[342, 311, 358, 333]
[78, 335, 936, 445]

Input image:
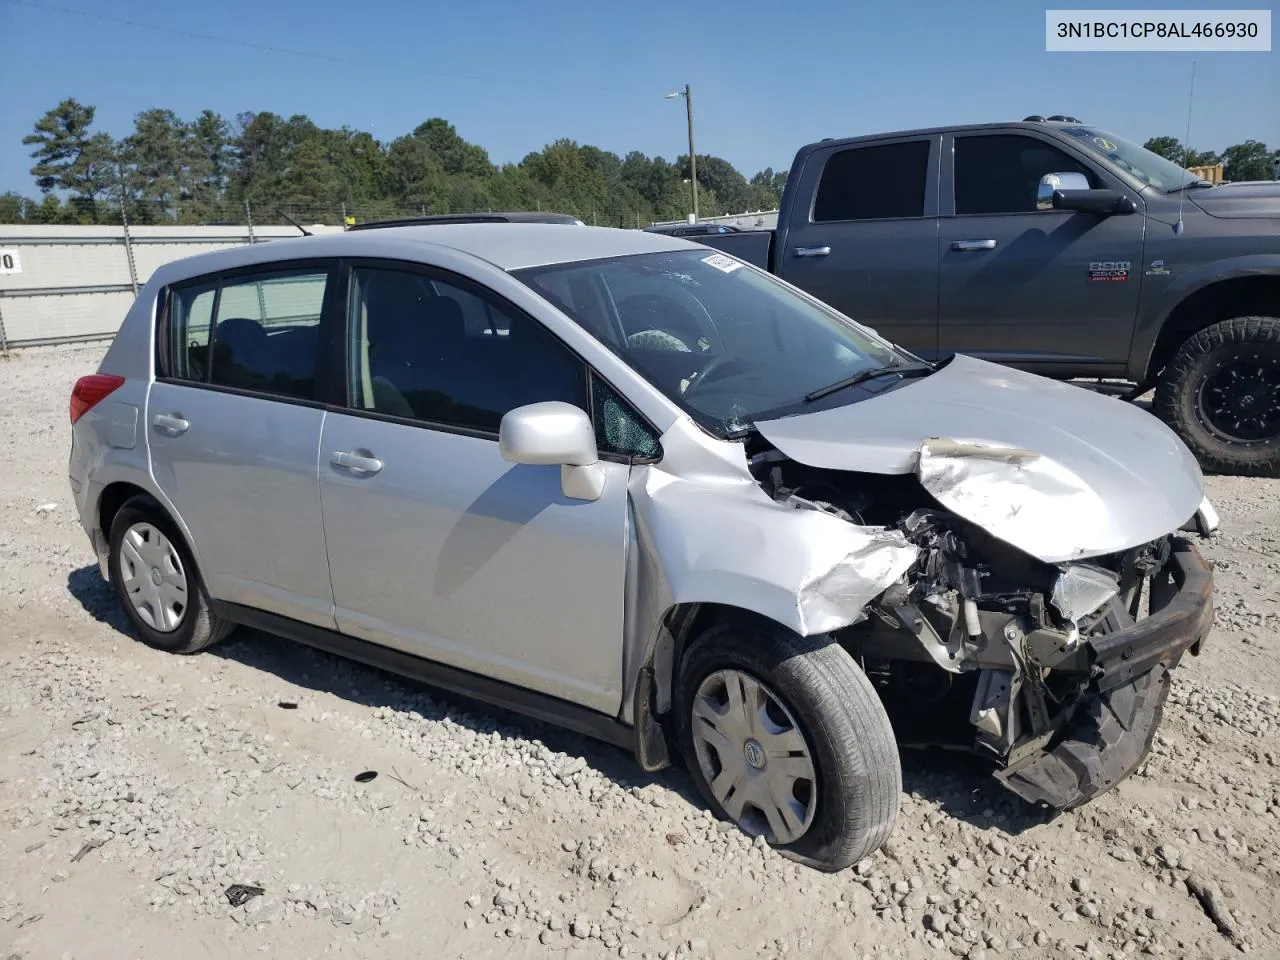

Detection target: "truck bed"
[690, 230, 774, 270]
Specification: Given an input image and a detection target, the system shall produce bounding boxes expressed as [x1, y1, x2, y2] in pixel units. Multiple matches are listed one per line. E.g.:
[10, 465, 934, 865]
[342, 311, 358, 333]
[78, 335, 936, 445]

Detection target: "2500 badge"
[1088, 260, 1130, 282]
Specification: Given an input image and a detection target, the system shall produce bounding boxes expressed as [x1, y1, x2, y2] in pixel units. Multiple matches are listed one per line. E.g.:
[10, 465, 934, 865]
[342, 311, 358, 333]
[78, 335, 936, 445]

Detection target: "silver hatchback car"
[70, 223, 1219, 871]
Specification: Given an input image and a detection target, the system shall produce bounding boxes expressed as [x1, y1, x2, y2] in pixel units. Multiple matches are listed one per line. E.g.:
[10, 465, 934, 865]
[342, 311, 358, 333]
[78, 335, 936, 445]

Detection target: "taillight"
[70, 374, 126, 425]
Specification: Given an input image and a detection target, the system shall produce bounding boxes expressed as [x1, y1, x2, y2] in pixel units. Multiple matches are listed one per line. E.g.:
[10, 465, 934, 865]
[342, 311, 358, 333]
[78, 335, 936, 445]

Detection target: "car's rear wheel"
[107, 496, 234, 654]
[674, 616, 901, 872]
[1154, 316, 1280, 477]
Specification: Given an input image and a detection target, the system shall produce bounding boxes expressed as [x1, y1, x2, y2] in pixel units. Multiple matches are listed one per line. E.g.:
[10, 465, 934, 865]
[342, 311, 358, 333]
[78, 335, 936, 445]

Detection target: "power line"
[2, 0, 629, 94]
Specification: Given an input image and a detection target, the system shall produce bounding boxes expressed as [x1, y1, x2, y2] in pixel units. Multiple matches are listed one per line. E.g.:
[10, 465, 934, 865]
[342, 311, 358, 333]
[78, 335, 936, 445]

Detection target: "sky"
[0, 0, 1276, 195]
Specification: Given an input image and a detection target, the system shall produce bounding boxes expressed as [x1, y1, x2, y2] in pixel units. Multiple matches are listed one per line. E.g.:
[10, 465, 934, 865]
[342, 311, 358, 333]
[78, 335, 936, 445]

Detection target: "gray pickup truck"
[695, 118, 1280, 476]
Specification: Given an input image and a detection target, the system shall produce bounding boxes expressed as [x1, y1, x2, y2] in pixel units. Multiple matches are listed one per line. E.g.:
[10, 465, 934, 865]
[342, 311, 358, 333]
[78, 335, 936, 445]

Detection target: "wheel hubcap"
[690, 669, 817, 845]
[1197, 355, 1280, 444]
[118, 522, 188, 633]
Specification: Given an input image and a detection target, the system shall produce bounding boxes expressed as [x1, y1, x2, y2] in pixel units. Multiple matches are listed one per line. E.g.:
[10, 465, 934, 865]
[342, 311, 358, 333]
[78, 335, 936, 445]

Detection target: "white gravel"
[2, 344, 1278, 960]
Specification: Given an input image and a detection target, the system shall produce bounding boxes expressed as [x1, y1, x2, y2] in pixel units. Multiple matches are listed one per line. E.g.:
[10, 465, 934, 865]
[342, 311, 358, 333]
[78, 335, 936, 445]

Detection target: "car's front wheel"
[674, 616, 901, 872]
[107, 495, 234, 654]
[1154, 316, 1280, 477]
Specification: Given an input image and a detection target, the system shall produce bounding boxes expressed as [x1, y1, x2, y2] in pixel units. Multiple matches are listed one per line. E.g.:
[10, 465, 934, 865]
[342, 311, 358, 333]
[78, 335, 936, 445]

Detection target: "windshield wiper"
[804, 362, 933, 402]
[1167, 179, 1213, 194]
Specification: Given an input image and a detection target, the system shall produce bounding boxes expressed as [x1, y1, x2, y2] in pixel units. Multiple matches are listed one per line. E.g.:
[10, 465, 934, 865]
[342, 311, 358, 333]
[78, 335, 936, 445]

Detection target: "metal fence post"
[120, 200, 139, 296]
[245, 200, 257, 243]
[0, 295, 10, 357]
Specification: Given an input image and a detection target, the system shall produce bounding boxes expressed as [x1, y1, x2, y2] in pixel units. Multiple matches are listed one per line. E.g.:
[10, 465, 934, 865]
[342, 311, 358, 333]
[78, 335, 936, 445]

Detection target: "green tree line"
[1142, 135, 1278, 181]
[1, 98, 789, 227]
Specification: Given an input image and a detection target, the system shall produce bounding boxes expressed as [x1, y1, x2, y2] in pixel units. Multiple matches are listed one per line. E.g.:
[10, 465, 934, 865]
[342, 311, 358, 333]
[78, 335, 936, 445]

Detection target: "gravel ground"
[2, 344, 1278, 960]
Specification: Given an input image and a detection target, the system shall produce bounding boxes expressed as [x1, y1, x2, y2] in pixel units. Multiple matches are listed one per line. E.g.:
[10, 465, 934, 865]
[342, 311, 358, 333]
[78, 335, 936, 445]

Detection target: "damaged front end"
[746, 435, 1216, 812]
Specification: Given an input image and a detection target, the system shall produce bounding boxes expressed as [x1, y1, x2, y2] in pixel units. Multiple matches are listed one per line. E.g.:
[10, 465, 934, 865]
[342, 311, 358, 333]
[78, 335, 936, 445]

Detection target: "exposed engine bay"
[744, 434, 1216, 811]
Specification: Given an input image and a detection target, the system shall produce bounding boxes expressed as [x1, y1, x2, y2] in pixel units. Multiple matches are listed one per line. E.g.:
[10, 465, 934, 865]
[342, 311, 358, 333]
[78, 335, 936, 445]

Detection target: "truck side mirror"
[1054, 189, 1137, 216]
[1036, 172, 1090, 210]
[1036, 172, 1136, 216]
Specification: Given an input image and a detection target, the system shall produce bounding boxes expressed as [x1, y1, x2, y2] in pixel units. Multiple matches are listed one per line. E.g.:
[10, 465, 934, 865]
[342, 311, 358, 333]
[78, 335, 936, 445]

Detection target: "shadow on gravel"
[68, 564, 134, 635]
[68, 564, 1049, 832]
[66, 564, 703, 808]
[898, 749, 1054, 837]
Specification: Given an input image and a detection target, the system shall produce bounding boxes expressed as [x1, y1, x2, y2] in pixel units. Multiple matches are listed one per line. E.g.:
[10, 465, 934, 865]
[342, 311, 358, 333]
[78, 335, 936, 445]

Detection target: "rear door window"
[209, 270, 328, 398]
[169, 281, 218, 381]
[167, 266, 331, 401]
[813, 140, 931, 221]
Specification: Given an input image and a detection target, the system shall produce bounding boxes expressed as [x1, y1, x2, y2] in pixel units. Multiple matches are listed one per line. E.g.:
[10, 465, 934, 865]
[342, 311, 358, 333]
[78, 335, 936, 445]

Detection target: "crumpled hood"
[753, 354, 1205, 562]
[1188, 180, 1280, 219]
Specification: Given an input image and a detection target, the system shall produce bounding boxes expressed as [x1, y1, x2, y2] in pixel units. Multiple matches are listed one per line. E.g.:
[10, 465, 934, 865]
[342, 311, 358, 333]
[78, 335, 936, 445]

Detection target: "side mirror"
[499, 401, 606, 501]
[1037, 172, 1135, 216]
[1054, 188, 1137, 216]
[1036, 172, 1090, 210]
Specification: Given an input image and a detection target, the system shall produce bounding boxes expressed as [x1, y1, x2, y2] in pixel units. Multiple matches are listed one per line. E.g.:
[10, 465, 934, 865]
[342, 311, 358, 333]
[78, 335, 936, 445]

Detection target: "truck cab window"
[954, 134, 1096, 215]
[813, 141, 930, 222]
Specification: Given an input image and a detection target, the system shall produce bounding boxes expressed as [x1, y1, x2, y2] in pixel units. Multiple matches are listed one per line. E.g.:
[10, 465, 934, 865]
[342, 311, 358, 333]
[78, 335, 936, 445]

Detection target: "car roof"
[151, 223, 697, 283]
[643, 223, 738, 234]
[798, 119, 1097, 154]
[347, 211, 584, 229]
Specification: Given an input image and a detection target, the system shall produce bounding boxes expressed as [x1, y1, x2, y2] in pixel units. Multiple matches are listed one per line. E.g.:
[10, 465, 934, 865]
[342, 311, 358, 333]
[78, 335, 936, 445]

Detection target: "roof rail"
[346, 212, 584, 230]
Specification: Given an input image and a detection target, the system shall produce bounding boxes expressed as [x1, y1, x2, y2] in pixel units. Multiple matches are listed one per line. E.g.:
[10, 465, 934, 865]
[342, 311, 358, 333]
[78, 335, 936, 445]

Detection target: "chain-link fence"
[0, 198, 782, 351]
[0, 219, 348, 350]
[4, 196, 683, 231]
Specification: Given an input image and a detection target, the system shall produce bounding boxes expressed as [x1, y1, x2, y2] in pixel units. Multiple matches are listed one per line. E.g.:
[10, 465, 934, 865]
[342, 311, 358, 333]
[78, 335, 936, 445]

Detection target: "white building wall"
[0, 224, 343, 348]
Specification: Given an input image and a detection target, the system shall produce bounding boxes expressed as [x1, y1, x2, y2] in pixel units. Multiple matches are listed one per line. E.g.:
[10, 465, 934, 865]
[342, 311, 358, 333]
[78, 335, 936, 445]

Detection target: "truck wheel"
[107, 496, 235, 654]
[674, 616, 901, 872]
[1154, 316, 1280, 477]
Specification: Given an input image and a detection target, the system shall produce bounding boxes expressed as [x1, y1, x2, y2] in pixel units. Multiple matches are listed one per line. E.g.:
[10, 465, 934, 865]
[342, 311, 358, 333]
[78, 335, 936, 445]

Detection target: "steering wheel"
[617, 294, 700, 347]
[616, 292, 726, 355]
[683, 355, 744, 396]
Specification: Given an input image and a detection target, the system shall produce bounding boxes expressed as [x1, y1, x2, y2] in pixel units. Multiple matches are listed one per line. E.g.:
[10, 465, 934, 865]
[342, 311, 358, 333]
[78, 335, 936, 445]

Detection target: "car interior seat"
[211, 317, 272, 389]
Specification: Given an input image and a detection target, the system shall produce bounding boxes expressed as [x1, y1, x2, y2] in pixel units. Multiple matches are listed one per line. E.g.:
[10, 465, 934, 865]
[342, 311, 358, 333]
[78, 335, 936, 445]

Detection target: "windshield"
[513, 249, 912, 438]
[1056, 125, 1200, 191]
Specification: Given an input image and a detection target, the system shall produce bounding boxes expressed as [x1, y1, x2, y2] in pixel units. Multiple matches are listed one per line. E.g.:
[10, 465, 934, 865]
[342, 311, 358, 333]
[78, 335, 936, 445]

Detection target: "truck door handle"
[152, 413, 189, 434]
[951, 239, 997, 251]
[793, 246, 831, 258]
[331, 450, 383, 474]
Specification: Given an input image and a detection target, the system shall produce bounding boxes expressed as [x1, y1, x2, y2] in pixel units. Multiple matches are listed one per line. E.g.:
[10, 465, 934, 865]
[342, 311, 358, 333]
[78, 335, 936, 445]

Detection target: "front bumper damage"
[994, 538, 1213, 810]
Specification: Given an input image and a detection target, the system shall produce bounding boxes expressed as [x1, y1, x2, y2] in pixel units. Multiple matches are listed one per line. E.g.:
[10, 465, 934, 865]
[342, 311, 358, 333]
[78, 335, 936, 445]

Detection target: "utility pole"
[667, 85, 698, 221]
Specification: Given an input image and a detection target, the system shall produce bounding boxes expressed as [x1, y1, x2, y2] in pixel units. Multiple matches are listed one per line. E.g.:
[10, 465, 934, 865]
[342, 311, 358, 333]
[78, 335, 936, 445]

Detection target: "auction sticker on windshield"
[701, 253, 742, 274]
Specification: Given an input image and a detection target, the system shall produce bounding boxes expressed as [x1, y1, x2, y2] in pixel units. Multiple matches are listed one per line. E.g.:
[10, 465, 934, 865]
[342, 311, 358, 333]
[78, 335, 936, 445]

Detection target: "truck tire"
[674, 615, 901, 872]
[1154, 316, 1280, 477]
[107, 495, 235, 654]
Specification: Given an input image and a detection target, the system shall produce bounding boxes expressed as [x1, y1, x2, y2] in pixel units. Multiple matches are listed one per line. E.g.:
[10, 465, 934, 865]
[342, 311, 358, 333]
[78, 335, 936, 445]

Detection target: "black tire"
[107, 495, 234, 654]
[1153, 316, 1280, 477]
[674, 616, 901, 872]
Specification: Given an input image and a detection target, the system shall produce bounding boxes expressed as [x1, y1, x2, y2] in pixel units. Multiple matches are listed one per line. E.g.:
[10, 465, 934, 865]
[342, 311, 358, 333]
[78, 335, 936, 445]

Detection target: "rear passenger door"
[149, 262, 339, 628]
[936, 131, 1145, 374]
[317, 262, 645, 715]
[779, 136, 941, 357]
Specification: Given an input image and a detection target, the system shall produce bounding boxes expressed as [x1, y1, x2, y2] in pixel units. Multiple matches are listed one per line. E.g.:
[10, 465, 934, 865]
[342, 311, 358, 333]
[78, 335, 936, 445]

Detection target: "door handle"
[152, 413, 189, 434]
[331, 450, 383, 474]
[951, 239, 997, 252]
[793, 246, 831, 258]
